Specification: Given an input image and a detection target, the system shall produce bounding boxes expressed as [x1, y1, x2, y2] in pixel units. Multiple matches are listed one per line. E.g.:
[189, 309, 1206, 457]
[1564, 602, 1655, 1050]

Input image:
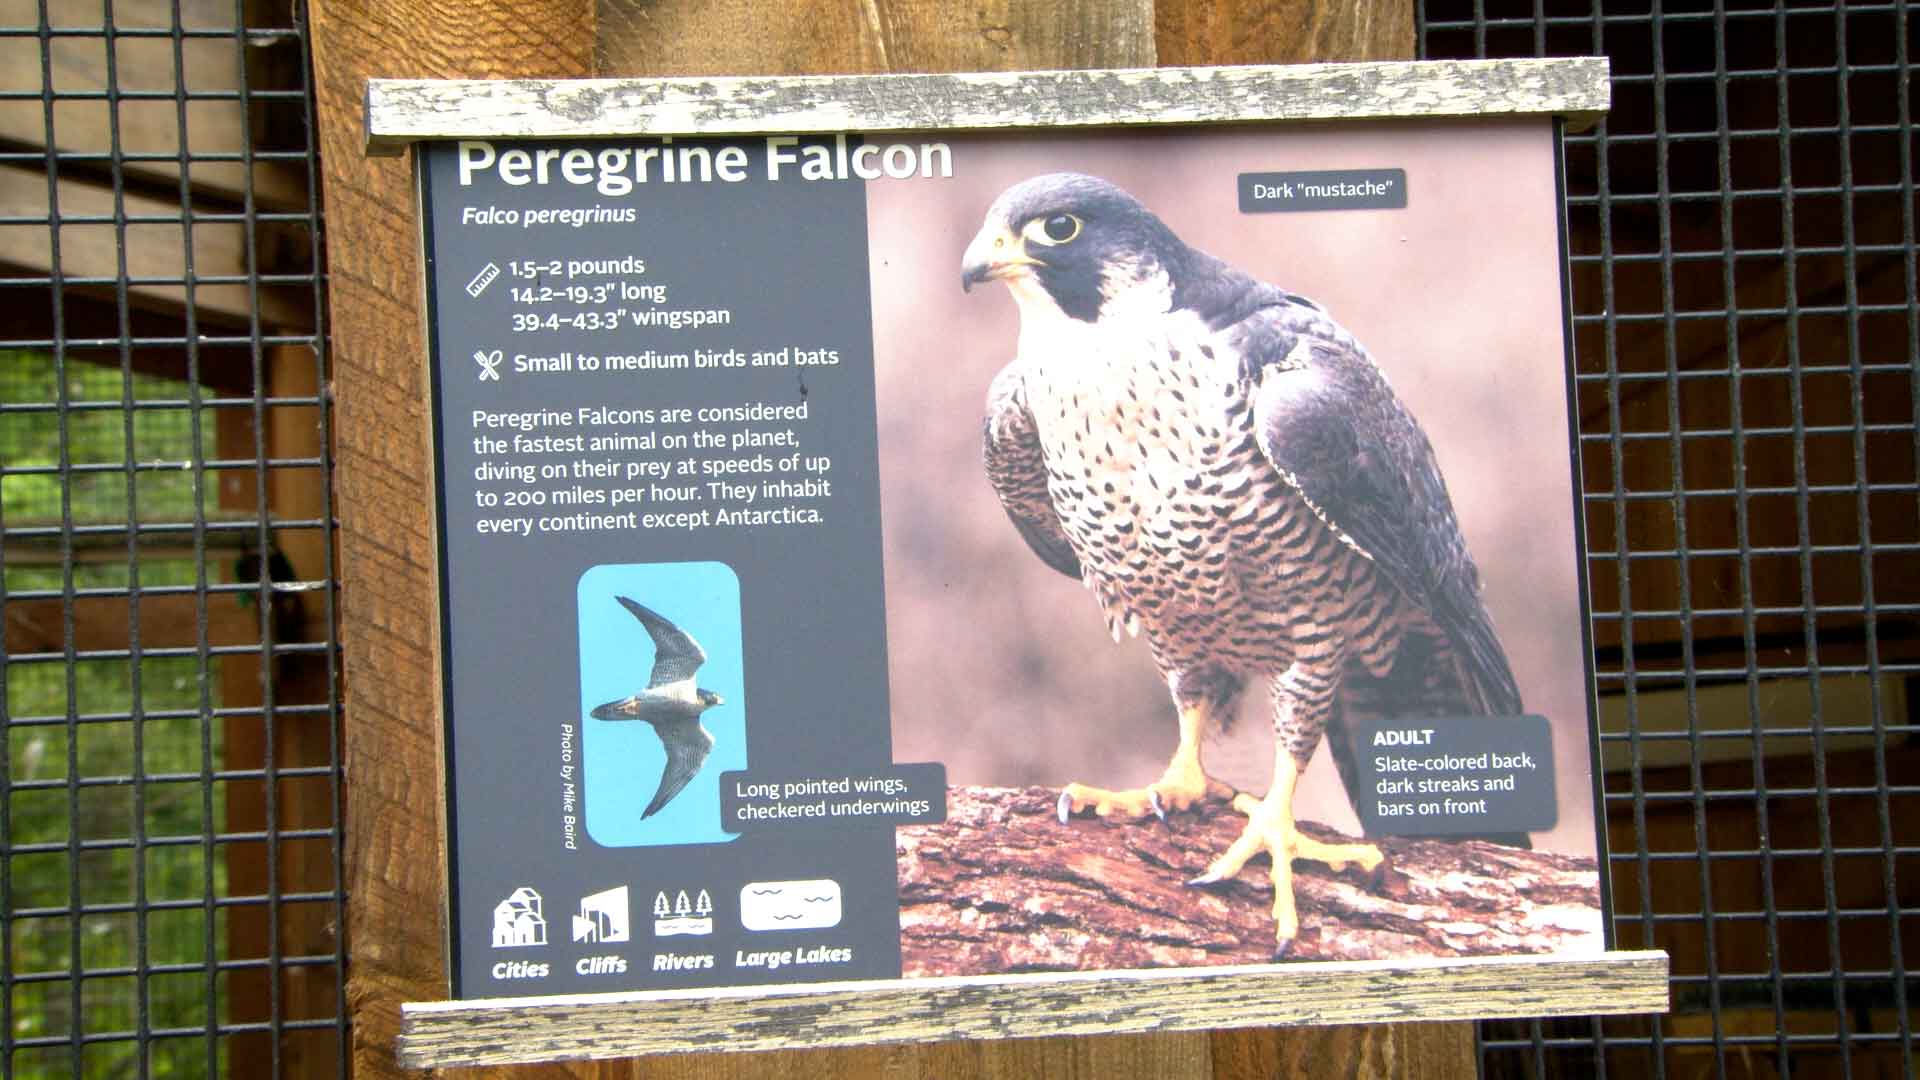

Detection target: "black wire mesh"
[0, 1, 341, 1076]
[1419, 1, 1918, 1077]
[3, 0, 1913, 1076]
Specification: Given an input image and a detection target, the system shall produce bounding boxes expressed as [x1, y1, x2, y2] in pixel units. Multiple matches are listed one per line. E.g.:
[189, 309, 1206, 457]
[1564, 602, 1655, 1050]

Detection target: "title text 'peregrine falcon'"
[456, 136, 953, 191]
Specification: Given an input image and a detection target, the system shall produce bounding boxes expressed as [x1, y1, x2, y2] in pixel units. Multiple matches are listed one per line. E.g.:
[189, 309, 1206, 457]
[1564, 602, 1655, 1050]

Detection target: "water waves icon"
[738, 879, 842, 931]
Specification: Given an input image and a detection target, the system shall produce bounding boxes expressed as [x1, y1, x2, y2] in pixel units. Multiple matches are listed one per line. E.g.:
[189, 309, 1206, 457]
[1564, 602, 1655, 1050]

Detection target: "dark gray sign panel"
[421, 137, 920, 998]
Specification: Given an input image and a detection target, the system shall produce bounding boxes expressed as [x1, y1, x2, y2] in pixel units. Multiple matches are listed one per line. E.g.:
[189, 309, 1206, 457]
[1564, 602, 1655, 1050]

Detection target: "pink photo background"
[863, 120, 1598, 857]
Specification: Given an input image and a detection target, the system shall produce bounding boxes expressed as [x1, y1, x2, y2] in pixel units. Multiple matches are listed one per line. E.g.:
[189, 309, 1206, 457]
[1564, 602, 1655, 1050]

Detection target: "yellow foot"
[1056, 761, 1236, 825]
[1186, 792, 1384, 958]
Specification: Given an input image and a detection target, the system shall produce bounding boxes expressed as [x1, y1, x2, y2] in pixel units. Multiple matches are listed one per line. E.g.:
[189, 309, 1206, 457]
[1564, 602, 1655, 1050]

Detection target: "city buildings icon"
[491, 887, 547, 947]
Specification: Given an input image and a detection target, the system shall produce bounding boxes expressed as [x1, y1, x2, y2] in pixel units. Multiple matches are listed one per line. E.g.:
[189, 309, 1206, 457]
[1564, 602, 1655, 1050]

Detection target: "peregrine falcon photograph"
[589, 595, 725, 820]
[960, 170, 1524, 956]
[867, 123, 1600, 970]
[577, 561, 745, 848]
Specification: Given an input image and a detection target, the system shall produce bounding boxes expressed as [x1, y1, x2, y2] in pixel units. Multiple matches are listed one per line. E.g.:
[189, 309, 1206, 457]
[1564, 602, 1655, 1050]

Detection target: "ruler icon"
[465, 262, 501, 298]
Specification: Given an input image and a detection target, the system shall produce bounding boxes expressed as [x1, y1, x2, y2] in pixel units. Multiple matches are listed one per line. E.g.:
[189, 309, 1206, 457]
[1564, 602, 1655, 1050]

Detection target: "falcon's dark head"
[696, 689, 724, 709]
[961, 173, 1189, 324]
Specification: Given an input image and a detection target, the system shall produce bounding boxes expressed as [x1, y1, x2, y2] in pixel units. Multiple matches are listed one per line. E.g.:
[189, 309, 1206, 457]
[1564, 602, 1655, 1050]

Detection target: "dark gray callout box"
[1357, 715, 1557, 836]
[1238, 168, 1408, 212]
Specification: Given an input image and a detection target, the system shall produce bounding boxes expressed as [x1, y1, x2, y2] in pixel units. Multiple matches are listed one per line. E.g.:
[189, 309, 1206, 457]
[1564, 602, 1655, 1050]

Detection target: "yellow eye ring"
[1022, 213, 1081, 246]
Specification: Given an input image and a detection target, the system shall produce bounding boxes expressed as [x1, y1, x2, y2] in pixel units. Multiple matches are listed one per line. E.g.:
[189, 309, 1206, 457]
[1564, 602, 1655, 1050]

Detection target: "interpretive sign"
[375, 60, 1665, 1065]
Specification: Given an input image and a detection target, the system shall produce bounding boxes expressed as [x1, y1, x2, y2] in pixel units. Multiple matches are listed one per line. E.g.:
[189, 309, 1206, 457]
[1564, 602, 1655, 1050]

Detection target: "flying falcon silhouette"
[589, 596, 724, 819]
[963, 173, 1523, 957]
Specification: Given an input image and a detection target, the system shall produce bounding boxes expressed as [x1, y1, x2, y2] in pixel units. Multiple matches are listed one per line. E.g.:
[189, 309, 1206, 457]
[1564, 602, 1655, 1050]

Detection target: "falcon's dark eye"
[1022, 213, 1082, 246]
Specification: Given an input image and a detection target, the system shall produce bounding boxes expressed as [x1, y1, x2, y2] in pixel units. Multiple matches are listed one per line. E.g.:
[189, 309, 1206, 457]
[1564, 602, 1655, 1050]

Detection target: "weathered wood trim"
[364, 57, 1610, 154]
[397, 949, 1668, 1068]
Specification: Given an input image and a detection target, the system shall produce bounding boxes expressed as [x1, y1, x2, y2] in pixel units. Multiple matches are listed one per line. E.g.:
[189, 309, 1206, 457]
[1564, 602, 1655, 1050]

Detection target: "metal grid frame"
[0, 1, 341, 1076]
[1420, 1, 1917, 1077]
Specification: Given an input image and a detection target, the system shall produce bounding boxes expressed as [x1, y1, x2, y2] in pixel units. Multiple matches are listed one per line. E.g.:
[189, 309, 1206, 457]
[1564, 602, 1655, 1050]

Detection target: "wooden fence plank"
[0, 0, 307, 206]
[304, 0, 595, 1077]
[598, 0, 1153, 78]
[0, 165, 311, 329]
[1156, 0, 1413, 66]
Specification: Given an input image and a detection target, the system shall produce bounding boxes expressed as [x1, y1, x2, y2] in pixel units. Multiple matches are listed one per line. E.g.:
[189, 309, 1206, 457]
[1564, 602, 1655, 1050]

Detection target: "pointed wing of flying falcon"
[642, 715, 717, 819]
[617, 594, 709, 690]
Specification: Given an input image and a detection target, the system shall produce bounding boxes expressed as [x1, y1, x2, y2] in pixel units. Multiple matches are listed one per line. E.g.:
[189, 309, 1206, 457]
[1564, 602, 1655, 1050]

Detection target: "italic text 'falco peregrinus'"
[962, 173, 1524, 957]
[590, 596, 723, 819]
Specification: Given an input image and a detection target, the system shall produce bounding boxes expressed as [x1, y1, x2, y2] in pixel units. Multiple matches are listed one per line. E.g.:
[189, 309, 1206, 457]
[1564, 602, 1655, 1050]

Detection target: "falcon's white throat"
[997, 253, 1180, 368]
[1097, 254, 1175, 317]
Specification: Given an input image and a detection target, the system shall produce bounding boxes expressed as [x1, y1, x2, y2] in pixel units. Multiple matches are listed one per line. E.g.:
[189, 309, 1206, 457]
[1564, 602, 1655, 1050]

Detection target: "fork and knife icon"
[473, 349, 504, 381]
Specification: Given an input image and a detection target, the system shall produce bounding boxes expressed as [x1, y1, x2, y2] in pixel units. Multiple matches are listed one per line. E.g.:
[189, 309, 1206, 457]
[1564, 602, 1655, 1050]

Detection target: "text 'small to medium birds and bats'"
[418, 121, 1605, 1000]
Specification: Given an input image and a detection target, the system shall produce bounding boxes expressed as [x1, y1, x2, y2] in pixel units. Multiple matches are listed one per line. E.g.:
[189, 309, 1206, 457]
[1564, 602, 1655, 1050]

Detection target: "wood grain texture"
[305, 0, 593, 1076]
[588, 1031, 1211, 1080]
[0, 0, 308, 207]
[1156, 0, 1413, 67]
[396, 951, 1669, 1068]
[0, 164, 311, 328]
[364, 57, 1611, 154]
[899, 788, 1603, 974]
[598, 0, 1153, 76]
[1211, 1021, 1474, 1080]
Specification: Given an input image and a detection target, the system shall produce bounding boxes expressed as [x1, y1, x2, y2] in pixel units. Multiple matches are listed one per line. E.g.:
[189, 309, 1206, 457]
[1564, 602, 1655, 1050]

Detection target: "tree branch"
[898, 786, 1603, 976]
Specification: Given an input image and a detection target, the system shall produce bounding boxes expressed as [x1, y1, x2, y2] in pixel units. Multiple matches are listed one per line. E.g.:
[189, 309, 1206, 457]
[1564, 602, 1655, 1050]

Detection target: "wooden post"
[305, 3, 593, 1077]
[217, 346, 340, 1076]
[315, 0, 1486, 1075]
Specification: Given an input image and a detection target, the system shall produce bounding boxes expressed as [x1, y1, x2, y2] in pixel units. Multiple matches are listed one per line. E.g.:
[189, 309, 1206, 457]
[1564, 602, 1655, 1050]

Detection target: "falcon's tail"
[1324, 625, 1529, 847]
[1435, 591, 1524, 718]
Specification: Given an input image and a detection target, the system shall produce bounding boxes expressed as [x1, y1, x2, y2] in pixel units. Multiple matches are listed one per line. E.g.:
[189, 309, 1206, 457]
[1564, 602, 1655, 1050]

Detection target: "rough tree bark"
[899, 787, 1602, 975]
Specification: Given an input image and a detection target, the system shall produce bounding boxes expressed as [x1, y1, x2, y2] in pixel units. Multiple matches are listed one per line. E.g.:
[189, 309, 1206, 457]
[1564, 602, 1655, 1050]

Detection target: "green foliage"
[5, 351, 225, 1078]
[0, 350, 204, 527]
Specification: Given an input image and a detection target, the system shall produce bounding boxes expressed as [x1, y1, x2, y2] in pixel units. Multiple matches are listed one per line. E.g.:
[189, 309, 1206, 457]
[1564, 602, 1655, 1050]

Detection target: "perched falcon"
[962, 173, 1523, 956]
[589, 596, 724, 819]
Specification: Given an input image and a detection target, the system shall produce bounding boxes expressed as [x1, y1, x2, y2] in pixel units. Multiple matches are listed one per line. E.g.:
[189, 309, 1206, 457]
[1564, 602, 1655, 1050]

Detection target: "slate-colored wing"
[983, 361, 1081, 579]
[642, 714, 716, 819]
[1240, 321, 1524, 716]
[615, 595, 708, 689]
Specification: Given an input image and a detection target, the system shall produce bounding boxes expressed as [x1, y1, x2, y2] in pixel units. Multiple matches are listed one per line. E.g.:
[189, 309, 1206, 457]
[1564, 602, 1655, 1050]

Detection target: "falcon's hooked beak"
[961, 222, 1041, 293]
